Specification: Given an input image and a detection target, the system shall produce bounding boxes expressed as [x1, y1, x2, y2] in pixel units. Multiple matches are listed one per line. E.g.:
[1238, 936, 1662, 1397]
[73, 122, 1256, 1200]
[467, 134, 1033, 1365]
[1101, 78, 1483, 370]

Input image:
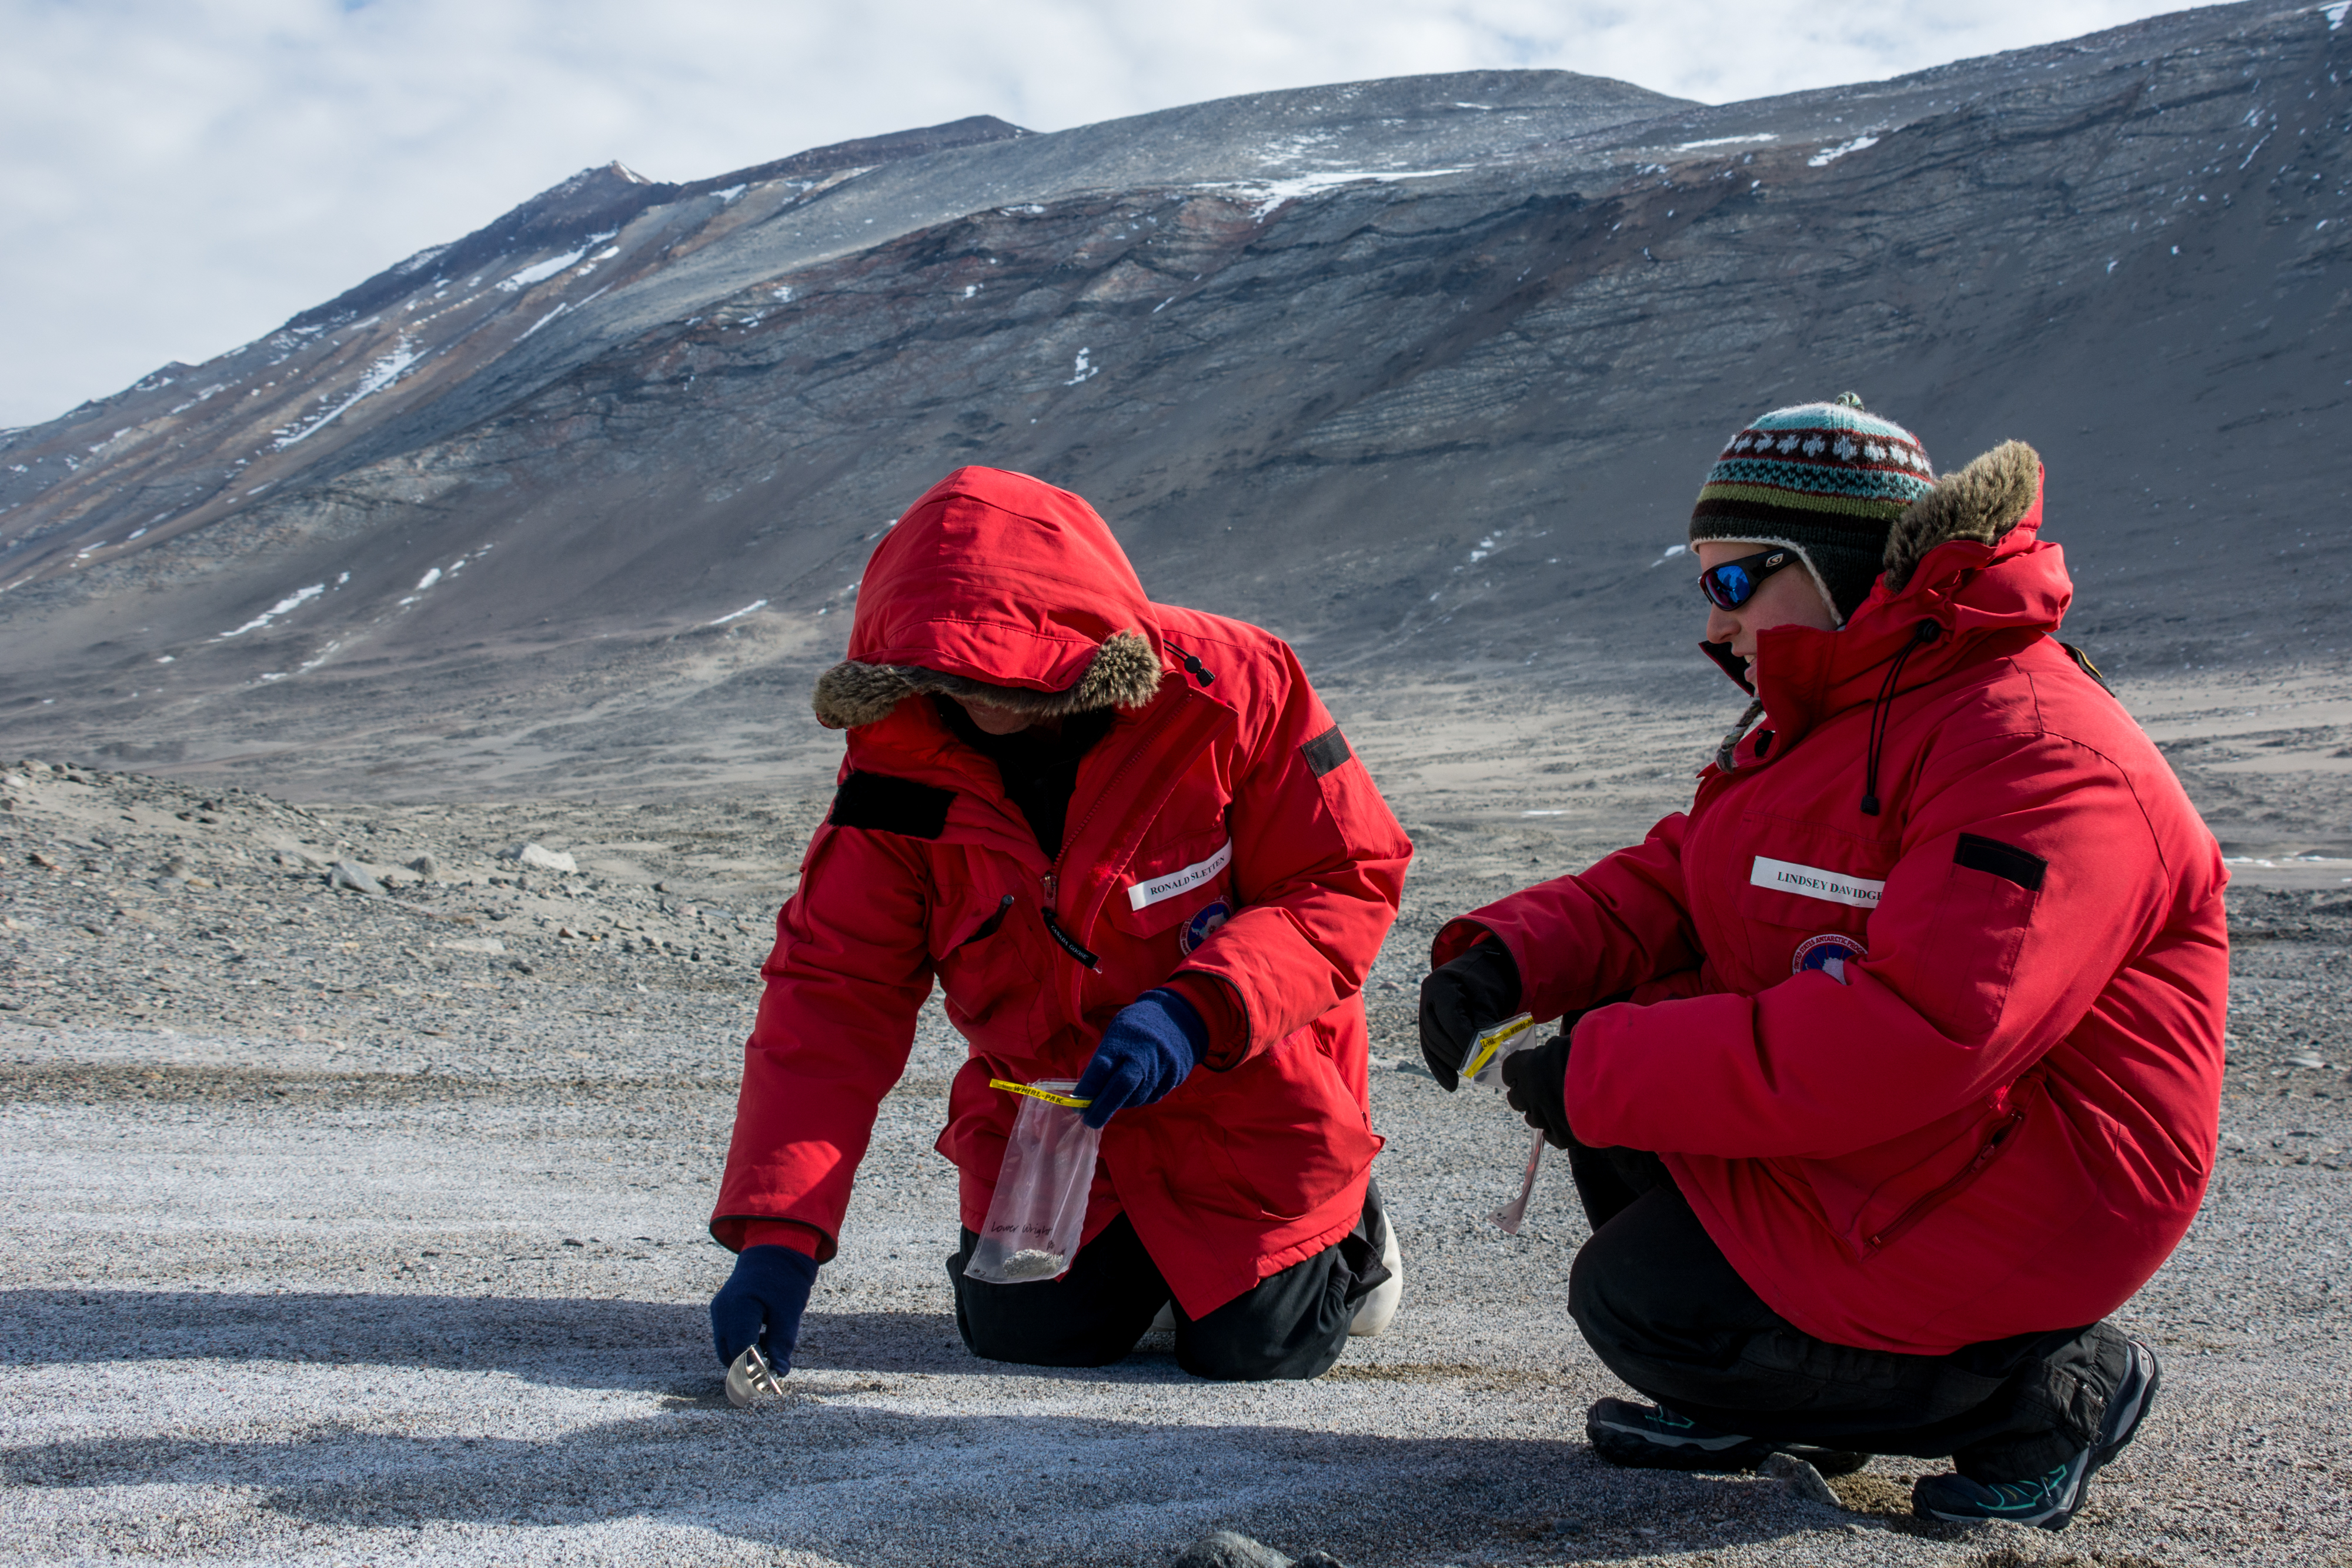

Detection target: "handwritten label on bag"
[1128, 840, 1233, 911]
[1749, 855, 1885, 910]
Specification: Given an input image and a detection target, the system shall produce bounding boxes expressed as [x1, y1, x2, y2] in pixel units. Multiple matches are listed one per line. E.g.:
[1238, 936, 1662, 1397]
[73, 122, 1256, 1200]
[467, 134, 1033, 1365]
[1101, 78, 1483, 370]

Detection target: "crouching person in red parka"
[1419, 397, 2226, 1530]
[710, 466, 1413, 1383]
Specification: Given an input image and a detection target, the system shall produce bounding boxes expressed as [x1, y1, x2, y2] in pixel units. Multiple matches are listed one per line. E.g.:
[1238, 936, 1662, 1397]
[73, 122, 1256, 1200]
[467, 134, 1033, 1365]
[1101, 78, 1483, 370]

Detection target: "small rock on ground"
[1760, 1450, 1842, 1507]
[1169, 1530, 1351, 1568]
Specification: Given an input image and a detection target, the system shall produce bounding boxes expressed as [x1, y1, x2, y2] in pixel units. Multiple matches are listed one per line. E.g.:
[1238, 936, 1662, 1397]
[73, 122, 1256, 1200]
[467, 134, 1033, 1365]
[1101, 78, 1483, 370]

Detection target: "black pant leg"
[1564, 1136, 1674, 1230]
[948, 1214, 1168, 1368]
[1175, 1241, 1361, 1382]
[1568, 1168, 2129, 1476]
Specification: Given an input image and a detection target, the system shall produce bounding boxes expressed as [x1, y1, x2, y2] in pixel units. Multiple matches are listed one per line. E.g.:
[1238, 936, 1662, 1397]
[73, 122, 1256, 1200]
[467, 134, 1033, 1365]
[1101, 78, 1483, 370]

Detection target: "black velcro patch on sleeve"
[829, 771, 954, 840]
[1954, 833, 2046, 891]
[1301, 725, 1352, 778]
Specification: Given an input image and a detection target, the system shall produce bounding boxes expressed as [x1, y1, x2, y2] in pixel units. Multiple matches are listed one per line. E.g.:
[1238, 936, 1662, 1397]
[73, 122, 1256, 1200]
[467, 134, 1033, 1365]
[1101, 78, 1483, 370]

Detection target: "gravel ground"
[2, 683, 2348, 1567]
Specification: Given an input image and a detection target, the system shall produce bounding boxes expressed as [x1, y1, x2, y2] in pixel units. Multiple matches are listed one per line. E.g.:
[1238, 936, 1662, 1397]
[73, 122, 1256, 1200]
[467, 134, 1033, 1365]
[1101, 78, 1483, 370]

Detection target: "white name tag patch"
[1128, 840, 1233, 911]
[1750, 855, 1885, 910]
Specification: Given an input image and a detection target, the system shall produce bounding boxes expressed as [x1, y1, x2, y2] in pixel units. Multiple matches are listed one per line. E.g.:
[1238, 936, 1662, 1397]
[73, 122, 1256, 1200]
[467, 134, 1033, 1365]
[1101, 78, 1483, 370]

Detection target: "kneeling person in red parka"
[1419, 398, 2224, 1530]
[710, 466, 1413, 1383]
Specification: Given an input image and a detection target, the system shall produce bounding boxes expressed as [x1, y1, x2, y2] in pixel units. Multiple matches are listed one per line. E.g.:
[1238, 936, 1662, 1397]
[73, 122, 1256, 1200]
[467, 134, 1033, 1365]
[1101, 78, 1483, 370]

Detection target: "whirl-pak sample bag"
[1460, 1014, 1548, 1235]
[964, 1079, 1101, 1285]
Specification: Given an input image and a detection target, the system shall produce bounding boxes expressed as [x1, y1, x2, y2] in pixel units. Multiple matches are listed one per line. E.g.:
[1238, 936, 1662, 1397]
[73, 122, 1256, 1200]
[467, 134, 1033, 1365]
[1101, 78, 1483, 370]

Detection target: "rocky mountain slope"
[1, 2, 2346, 797]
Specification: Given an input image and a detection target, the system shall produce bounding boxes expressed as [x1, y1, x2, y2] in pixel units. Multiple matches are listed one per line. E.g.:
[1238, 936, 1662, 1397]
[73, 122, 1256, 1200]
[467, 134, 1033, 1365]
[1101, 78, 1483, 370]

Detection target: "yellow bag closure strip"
[988, 1078, 1093, 1109]
[1457, 1012, 1537, 1082]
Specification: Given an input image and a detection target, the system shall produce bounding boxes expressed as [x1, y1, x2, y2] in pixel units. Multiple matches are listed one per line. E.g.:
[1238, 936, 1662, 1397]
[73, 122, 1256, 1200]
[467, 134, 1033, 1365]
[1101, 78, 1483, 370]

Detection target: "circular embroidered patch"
[1792, 931, 1866, 984]
[1180, 900, 1232, 955]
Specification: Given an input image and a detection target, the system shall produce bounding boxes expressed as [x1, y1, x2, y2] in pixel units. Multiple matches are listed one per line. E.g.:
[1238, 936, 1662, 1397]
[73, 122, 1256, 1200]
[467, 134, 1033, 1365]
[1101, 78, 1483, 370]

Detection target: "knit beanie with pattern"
[1689, 394, 1936, 624]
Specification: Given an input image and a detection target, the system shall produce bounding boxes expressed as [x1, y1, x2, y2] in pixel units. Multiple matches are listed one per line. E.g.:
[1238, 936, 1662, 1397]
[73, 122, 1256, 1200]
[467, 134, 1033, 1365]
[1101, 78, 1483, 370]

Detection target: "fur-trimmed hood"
[1882, 439, 2042, 593]
[813, 630, 1161, 730]
[810, 467, 1170, 731]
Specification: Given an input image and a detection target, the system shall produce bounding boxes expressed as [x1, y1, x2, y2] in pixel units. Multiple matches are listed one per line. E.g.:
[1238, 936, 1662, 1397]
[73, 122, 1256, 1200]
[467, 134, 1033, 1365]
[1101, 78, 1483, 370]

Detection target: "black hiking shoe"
[1912, 1336, 2161, 1532]
[1585, 1398, 1870, 1476]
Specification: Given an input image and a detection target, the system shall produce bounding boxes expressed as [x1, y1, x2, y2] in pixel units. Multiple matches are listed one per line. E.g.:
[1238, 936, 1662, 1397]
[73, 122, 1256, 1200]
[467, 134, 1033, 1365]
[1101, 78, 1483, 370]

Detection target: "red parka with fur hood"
[1435, 444, 2227, 1355]
[712, 467, 1412, 1316]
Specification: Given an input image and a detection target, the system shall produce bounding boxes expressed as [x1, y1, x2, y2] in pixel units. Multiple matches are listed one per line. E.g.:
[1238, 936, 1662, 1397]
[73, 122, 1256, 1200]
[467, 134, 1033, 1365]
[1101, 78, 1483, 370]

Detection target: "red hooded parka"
[1435, 451, 2227, 1355]
[713, 468, 1413, 1317]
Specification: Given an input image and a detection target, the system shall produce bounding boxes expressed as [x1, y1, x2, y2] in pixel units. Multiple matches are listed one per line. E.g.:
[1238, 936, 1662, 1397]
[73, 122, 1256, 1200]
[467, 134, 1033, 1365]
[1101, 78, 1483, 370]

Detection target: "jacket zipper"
[1036, 694, 1190, 968]
[1863, 1106, 2028, 1254]
[1038, 872, 1099, 968]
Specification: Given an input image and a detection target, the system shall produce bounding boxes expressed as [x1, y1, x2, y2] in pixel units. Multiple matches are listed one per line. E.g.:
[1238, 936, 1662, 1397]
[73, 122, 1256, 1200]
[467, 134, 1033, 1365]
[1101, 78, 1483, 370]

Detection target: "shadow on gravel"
[0, 1290, 1005, 1391]
[0, 1289, 1865, 1561]
[0, 1290, 1316, 1389]
[0, 1403, 1845, 1564]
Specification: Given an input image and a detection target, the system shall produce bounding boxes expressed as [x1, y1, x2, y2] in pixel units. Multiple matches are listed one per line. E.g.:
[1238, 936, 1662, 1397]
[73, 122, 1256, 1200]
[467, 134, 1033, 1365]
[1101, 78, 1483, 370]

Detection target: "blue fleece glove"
[709, 1244, 820, 1370]
[1072, 988, 1208, 1128]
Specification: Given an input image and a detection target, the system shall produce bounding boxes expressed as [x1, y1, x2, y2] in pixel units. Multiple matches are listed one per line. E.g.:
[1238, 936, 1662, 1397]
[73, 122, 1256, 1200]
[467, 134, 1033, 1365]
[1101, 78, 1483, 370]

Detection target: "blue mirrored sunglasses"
[1697, 547, 1800, 611]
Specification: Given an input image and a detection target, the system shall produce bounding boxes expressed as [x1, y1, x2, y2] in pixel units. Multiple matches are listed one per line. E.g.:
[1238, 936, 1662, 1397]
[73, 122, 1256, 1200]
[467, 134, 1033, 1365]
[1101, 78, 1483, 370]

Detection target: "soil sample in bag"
[964, 1079, 1101, 1285]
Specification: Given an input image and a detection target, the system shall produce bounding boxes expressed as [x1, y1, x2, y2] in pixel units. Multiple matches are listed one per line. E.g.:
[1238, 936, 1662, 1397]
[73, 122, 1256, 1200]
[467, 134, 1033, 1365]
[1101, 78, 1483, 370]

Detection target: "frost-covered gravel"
[2, 753, 2347, 1567]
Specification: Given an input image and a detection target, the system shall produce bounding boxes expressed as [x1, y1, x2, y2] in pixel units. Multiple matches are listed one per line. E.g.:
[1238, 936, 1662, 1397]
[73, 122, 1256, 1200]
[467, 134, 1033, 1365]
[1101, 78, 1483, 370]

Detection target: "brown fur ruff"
[810, 630, 1165, 730]
[1882, 439, 2042, 593]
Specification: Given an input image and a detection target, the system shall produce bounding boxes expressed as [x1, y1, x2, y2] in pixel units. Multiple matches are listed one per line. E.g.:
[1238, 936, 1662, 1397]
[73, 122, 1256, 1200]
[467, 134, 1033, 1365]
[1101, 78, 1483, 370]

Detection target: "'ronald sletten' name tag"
[1128, 841, 1233, 911]
[1749, 855, 1885, 910]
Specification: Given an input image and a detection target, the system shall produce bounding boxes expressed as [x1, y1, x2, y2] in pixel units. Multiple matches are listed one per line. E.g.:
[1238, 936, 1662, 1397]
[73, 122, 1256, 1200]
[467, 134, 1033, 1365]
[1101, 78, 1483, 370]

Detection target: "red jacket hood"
[849, 467, 1161, 691]
[1733, 454, 2069, 748]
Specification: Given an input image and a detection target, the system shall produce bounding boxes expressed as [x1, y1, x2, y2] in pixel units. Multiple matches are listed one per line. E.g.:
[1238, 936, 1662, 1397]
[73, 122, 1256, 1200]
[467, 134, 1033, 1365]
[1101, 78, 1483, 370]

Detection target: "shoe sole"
[1587, 1412, 1869, 1476]
[1589, 1416, 1775, 1470]
[2093, 1340, 2160, 1468]
[1348, 1206, 1404, 1337]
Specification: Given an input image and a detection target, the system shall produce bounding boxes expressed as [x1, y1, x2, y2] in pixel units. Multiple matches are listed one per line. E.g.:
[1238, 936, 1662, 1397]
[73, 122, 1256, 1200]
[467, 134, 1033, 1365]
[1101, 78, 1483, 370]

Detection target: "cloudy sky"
[2, 0, 2227, 428]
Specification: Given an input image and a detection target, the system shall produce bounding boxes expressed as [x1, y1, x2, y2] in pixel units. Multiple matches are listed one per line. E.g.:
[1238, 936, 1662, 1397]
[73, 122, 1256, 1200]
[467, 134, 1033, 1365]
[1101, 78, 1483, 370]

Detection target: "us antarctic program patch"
[1793, 931, 1866, 983]
[1180, 900, 1232, 955]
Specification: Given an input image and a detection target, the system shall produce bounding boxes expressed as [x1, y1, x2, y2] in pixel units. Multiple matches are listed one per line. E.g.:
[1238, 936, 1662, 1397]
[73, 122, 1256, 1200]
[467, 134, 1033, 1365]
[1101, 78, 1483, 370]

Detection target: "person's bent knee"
[1176, 1249, 1354, 1381]
[1568, 1211, 1647, 1351]
[1176, 1330, 1346, 1382]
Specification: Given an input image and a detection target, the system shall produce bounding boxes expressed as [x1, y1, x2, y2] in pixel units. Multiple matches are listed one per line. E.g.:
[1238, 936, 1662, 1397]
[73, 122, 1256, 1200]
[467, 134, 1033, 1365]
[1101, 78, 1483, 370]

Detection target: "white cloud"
[0, 0, 2225, 427]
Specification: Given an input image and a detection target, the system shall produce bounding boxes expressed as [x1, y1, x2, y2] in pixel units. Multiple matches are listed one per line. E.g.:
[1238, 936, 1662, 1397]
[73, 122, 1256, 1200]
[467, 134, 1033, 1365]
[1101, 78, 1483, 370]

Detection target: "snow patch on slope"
[1204, 168, 1469, 220]
[1809, 135, 1881, 166]
[217, 583, 325, 638]
[273, 341, 420, 449]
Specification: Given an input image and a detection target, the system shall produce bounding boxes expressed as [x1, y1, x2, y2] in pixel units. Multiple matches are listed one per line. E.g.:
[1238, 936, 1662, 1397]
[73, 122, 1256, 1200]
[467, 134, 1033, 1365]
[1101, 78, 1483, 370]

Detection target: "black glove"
[1416, 940, 1522, 1091]
[1501, 1031, 1576, 1149]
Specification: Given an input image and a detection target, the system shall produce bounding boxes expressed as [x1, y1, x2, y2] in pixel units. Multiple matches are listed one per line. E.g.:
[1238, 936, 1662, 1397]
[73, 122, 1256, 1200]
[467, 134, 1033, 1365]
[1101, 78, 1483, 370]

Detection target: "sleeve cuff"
[1157, 971, 1251, 1072]
[738, 1219, 827, 1258]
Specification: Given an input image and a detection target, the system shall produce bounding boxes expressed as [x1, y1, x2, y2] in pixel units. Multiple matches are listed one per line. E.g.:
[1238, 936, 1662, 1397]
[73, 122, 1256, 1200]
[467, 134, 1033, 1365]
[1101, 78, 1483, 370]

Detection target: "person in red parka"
[1418, 397, 2225, 1530]
[709, 466, 1412, 1384]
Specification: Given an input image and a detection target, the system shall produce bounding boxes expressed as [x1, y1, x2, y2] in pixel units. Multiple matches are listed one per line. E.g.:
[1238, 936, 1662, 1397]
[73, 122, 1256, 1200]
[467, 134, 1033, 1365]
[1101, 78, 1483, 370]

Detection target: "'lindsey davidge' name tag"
[1749, 855, 1885, 910]
[1128, 841, 1232, 911]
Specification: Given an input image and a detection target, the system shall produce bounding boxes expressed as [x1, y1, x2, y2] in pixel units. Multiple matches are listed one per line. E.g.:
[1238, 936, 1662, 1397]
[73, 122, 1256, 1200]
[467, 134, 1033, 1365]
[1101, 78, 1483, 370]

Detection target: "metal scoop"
[1491, 1128, 1546, 1235]
[724, 1344, 787, 1407]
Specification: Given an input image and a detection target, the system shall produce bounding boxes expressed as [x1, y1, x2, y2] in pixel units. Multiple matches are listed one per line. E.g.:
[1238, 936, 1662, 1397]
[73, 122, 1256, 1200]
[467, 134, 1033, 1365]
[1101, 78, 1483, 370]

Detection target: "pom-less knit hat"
[1689, 393, 1936, 623]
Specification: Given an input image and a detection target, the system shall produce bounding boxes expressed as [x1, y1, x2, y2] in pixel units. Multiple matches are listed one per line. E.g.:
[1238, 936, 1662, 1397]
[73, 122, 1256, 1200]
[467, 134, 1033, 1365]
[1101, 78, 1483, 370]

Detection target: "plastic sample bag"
[963, 1079, 1101, 1285]
[1456, 1014, 1547, 1234]
[1458, 1012, 1537, 1088]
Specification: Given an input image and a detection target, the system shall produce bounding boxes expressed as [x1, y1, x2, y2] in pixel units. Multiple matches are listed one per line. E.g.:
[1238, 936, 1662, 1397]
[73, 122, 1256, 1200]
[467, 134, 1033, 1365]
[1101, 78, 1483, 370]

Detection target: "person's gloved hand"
[1500, 1030, 1576, 1149]
[1417, 940, 1523, 1091]
[709, 1244, 820, 1370]
[1072, 988, 1206, 1128]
